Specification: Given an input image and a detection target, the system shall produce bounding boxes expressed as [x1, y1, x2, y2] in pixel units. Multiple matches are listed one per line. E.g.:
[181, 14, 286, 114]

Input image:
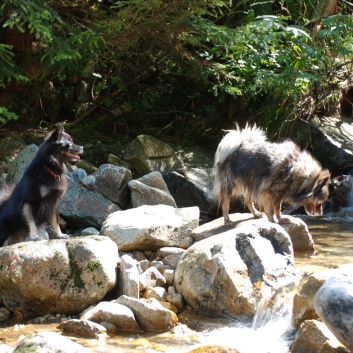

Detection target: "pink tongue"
[68, 151, 80, 159]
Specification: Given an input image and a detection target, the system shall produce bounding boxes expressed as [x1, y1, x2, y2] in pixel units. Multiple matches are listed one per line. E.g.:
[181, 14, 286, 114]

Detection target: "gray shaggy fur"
[214, 125, 330, 225]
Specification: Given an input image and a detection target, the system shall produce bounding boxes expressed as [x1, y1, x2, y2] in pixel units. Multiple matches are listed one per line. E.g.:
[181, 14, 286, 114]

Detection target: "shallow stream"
[1, 216, 353, 352]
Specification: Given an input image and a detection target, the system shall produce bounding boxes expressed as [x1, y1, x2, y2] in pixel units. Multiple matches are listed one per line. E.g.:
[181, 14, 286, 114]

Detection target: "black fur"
[0, 125, 83, 246]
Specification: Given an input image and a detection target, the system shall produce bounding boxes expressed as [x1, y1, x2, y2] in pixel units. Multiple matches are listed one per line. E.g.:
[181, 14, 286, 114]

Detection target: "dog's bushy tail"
[214, 124, 266, 166]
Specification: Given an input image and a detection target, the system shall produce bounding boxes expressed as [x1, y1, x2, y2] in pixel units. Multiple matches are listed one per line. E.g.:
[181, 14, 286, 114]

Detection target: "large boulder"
[80, 301, 141, 332]
[164, 169, 217, 214]
[60, 175, 120, 228]
[310, 116, 353, 175]
[0, 236, 119, 315]
[93, 164, 132, 209]
[128, 171, 176, 208]
[100, 205, 199, 251]
[13, 332, 90, 353]
[291, 320, 348, 353]
[174, 222, 297, 318]
[292, 269, 337, 328]
[115, 295, 178, 332]
[192, 213, 315, 253]
[122, 135, 184, 175]
[6, 144, 38, 183]
[314, 264, 353, 351]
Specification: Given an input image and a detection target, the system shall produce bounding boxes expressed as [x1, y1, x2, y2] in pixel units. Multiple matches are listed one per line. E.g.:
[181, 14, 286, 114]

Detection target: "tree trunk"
[310, 0, 338, 20]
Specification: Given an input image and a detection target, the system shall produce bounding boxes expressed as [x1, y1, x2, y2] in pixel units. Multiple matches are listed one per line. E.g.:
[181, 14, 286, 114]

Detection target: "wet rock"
[291, 320, 349, 353]
[175, 222, 297, 318]
[0, 236, 119, 315]
[119, 254, 140, 298]
[314, 264, 353, 352]
[280, 216, 315, 252]
[128, 171, 176, 208]
[80, 301, 141, 332]
[115, 295, 178, 332]
[13, 332, 90, 353]
[100, 204, 199, 251]
[58, 319, 107, 338]
[325, 175, 351, 212]
[292, 269, 337, 328]
[186, 345, 241, 353]
[94, 164, 131, 209]
[122, 135, 184, 174]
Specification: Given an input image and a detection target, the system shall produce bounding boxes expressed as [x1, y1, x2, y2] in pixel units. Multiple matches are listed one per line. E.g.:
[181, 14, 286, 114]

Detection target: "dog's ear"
[49, 125, 64, 143]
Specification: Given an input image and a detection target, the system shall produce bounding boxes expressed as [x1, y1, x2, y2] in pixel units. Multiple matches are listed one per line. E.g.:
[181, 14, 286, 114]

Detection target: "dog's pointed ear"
[49, 125, 64, 143]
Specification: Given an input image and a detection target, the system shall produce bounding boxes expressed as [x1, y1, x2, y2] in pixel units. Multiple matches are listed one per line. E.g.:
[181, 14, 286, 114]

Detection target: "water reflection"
[295, 216, 353, 273]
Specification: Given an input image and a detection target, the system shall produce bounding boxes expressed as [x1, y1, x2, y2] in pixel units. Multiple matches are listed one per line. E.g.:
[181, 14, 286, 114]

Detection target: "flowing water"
[1, 215, 353, 353]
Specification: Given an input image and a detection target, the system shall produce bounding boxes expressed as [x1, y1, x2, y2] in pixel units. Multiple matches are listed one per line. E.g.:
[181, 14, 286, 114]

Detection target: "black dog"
[0, 125, 83, 246]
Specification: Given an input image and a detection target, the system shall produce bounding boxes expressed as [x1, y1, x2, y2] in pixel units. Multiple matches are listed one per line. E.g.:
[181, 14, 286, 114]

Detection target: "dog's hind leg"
[244, 199, 264, 219]
[220, 194, 235, 227]
[50, 213, 69, 239]
[274, 201, 291, 224]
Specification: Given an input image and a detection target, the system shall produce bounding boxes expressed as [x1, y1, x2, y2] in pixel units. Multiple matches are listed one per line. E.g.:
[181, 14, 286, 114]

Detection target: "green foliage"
[0, 44, 27, 87]
[1, 0, 353, 136]
[0, 0, 101, 82]
[0, 107, 19, 124]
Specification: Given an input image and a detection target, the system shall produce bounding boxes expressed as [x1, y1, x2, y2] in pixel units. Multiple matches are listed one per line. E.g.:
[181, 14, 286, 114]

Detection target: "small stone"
[58, 319, 107, 339]
[163, 269, 175, 286]
[166, 292, 184, 311]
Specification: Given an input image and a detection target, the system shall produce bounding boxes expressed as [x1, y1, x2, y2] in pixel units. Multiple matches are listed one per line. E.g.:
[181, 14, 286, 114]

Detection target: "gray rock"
[192, 213, 313, 253]
[0, 236, 119, 315]
[292, 269, 337, 328]
[310, 116, 353, 175]
[80, 227, 100, 236]
[6, 144, 38, 183]
[115, 295, 178, 332]
[129, 171, 176, 208]
[163, 168, 217, 213]
[139, 267, 166, 291]
[0, 136, 26, 164]
[58, 319, 107, 338]
[314, 264, 353, 351]
[100, 204, 199, 251]
[80, 301, 141, 332]
[94, 164, 132, 209]
[119, 254, 140, 298]
[60, 176, 120, 228]
[13, 332, 90, 353]
[175, 222, 297, 319]
[0, 307, 11, 322]
[122, 135, 184, 174]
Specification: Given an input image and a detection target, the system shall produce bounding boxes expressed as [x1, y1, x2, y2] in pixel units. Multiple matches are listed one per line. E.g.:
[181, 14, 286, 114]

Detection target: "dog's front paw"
[57, 233, 70, 239]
